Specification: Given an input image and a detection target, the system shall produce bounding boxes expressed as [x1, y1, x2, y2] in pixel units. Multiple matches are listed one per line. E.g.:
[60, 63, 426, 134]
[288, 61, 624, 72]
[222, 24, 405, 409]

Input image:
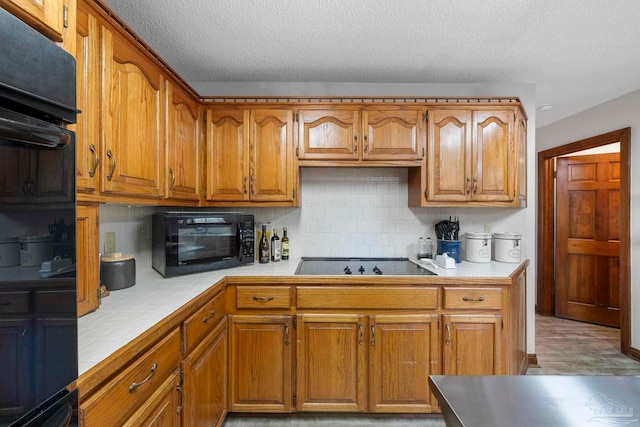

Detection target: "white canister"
[20, 235, 53, 267]
[465, 232, 492, 263]
[493, 232, 522, 263]
[0, 237, 20, 267]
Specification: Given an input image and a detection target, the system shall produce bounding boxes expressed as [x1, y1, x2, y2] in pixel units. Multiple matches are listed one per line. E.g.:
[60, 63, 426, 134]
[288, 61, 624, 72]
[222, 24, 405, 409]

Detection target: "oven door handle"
[0, 114, 72, 148]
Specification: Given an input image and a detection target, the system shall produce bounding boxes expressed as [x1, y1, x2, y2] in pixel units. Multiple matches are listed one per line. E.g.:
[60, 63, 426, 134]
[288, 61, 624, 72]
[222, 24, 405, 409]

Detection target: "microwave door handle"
[236, 223, 242, 259]
[0, 115, 72, 148]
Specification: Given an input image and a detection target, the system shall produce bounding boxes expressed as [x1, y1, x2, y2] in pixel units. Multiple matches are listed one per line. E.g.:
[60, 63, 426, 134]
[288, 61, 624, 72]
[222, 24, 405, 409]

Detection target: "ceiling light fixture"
[537, 104, 553, 112]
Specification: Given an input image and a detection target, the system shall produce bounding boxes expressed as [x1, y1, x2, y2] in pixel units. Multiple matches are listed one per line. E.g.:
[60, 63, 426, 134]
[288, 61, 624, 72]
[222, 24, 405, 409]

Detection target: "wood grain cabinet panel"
[362, 109, 423, 160]
[236, 286, 292, 310]
[124, 369, 181, 427]
[442, 287, 502, 310]
[182, 290, 225, 354]
[368, 314, 439, 413]
[0, 0, 64, 41]
[296, 314, 366, 412]
[442, 314, 502, 376]
[297, 109, 361, 160]
[165, 82, 201, 201]
[76, 203, 100, 317]
[182, 320, 227, 427]
[101, 25, 165, 198]
[228, 315, 293, 413]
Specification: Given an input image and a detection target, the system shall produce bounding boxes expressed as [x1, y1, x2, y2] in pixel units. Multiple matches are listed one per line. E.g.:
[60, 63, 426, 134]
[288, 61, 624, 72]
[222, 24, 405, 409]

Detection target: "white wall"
[537, 88, 640, 349]
[103, 82, 538, 354]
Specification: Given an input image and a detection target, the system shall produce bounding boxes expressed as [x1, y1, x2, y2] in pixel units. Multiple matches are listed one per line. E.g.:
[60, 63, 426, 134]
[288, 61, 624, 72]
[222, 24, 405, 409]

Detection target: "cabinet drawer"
[80, 328, 181, 426]
[297, 287, 438, 309]
[236, 286, 292, 309]
[0, 291, 29, 314]
[443, 287, 502, 310]
[183, 291, 225, 354]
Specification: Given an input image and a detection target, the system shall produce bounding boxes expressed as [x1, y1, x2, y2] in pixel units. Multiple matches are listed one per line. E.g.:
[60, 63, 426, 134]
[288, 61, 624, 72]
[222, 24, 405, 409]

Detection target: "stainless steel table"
[429, 375, 640, 427]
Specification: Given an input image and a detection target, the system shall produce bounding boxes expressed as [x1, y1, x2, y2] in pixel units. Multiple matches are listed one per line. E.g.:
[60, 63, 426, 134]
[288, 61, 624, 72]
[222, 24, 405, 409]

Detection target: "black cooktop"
[294, 257, 436, 276]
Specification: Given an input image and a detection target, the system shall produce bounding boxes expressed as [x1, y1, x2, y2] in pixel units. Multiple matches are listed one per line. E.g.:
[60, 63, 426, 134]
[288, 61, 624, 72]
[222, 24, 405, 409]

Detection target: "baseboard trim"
[528, 353, 540, 368]
[630, 347, 640, 362]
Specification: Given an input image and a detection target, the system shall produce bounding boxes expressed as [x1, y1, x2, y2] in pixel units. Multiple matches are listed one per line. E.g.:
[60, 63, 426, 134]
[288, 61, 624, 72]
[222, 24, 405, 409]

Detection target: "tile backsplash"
[100, 168, 528, 273]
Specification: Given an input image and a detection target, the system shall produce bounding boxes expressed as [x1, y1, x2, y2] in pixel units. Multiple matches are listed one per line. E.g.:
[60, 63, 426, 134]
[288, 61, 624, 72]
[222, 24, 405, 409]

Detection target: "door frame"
[536, 128, 631, 355]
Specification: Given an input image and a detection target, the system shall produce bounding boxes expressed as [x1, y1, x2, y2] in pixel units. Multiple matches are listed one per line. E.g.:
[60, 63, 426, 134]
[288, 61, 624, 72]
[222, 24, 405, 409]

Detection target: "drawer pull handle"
[89, 144, 100, 177]
[176, 383, 184, 415]
[106, 149, 116, 181]
[370, 324, 376, 347]
[462, 296, 485, 302]
[129, 362, 157, 393]
[284, 324, 290, 346]
[253, 296, 274, 302]
[202, 310, 216, 323]
[445, 323, 451, 345]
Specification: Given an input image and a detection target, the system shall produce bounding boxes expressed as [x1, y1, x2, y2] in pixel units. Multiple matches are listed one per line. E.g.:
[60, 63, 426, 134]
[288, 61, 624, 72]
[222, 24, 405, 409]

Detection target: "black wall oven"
[0, 8, 78, 427]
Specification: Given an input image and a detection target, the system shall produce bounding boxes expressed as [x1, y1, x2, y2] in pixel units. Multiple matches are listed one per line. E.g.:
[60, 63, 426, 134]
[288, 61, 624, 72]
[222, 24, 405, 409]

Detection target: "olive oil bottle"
[259, 224, 270, 263]
[281, 227, 289, 260]
[271, 228, 281, 262]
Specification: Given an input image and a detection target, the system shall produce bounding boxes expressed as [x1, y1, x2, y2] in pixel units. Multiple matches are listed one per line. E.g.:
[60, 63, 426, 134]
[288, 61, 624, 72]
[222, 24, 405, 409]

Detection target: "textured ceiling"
[99, 0, 640, 128]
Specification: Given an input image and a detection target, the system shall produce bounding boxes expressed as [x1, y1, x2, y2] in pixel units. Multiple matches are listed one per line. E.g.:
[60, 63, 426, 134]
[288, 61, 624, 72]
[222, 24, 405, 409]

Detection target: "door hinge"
[422, 147, 425, 157]
[293, 394, 297, 406]
[293, 113, 299, 122]
[553, 170, 557, 179]
[423, 112, 428, 123]
[424, 190, 428, 199]
[437, 317, 440, 329]
[292, 188, 296, 199]
[63, 5, 68, 28]
[97, 287, 102, 302]
[292, 316, 297, 329]
[501, 319, 504, 330]
[296, 147, 299, 157]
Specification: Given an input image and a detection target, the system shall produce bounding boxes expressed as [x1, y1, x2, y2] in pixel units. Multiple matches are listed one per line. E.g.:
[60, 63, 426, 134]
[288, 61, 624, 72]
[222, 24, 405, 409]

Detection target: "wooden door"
[228, 315, 292, 412]
[297, 109, 360, 160]
[74, 0, 101, 192]
[249, 109, 294, 202]
[368, 314, 439, 413]
[0, 0, 64, 41]
[555, 154, 621, 327]
[426, 109, 472, 202]
[102, 25, 164, 198]
[166, 83, 201, 201]
[205, 109, 249, 201]
[362, 108, 424, 160]
[472, 110, 514, 202]
[442, 314, 502, 375]
[182, 320, 227, 427]
[125, 370, 181, 427]
[76, 203, 100, 317]
[296, 314, 366, 412]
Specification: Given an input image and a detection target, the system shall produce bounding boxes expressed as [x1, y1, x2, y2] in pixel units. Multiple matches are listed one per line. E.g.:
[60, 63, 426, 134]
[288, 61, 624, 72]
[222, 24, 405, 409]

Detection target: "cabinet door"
[426, 109, 472, 202]
[166, 84, 201, 201]
[0, 318, 31, 419]
[472, 110, 515, 202]
[516, 112, 527, 206]
[205, 109, 249, 202]
[250, 109, 294, 202]
[228, 315, 292, 412]
[74, 1, 101, 192]
[297, 109, 360, 160]
[125, 369, 181, 427]
[442, 314, 502, 375]
[182, 320, 227, 427]
[296, 314, 366, 412]
[362, 109, 424, 160]
[101, 26, 164, 198]
[368, 314, 439, 413]
[76, 203, 100, 317]
[32, 145, 75, 203]
[0, 0, 64, 41]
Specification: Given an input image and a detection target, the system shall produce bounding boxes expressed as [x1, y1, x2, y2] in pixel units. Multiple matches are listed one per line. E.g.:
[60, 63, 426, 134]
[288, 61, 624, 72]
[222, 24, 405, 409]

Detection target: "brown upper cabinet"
[297, 107, 425, 164]
[409, 106, 525, 207]
[0, 0, 65, 42]
[205, 108, 296, 205]
[100, 24, 165, 198]
[165, 82, 202, 202]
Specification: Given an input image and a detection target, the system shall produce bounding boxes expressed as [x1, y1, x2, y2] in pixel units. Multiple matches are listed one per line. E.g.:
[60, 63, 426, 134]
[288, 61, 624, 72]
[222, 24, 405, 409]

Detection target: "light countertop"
[77, 257, 526, 376]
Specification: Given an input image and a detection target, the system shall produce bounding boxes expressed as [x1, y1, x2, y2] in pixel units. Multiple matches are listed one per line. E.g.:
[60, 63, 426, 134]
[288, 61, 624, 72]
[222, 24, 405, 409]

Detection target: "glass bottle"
[271, 228, 281, 262]
[259, 224, 270, 263]
[281, 227, 289, 260]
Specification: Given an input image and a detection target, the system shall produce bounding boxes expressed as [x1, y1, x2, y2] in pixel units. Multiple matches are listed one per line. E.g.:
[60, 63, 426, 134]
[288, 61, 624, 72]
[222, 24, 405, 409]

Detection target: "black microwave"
[152, 212, 254, 277]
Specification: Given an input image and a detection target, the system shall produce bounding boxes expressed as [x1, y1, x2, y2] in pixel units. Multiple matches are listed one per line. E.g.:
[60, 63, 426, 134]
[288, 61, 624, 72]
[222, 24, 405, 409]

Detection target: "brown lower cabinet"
[77, 267, 527, 425]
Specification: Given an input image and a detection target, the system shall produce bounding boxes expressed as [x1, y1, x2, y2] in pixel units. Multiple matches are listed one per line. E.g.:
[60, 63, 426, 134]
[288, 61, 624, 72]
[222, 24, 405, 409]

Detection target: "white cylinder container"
[0, 237, 20, 267]
[20, 235, 53, 267]
[493, 232, 522, 263]
[465, 232, 492, 263]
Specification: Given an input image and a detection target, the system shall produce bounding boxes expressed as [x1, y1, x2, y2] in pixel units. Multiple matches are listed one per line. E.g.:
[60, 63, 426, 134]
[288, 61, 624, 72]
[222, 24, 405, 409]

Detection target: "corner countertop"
[77, 257, 527, 376]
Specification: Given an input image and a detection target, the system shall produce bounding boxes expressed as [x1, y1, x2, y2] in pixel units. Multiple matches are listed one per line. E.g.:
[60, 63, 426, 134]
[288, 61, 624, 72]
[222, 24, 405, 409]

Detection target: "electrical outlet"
[104, 232, 116, 254]
[484, 224, 493, 233]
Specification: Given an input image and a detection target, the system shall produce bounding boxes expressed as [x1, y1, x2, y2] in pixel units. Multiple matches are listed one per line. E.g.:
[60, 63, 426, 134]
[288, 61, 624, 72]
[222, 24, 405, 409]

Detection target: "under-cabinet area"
[76, 260, 527, 426]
